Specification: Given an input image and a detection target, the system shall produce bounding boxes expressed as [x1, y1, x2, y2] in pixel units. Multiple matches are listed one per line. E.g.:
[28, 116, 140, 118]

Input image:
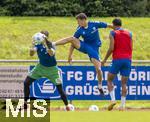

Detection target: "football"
[65, 104, 75, 111]
[32, 32, 46, 45]
[88, 105, 99, 111]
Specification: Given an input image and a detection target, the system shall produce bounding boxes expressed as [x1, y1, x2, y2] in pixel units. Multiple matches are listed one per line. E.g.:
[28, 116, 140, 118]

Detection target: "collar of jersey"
[115, 27, 123, 30]
[81, 21, 89, 29]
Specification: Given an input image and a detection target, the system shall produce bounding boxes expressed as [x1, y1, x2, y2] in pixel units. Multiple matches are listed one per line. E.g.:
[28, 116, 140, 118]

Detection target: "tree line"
[0, 0, 149, 17]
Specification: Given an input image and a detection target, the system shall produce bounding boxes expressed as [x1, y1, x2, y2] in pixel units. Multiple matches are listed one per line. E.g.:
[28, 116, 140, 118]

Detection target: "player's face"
[77, 19, 87, 27]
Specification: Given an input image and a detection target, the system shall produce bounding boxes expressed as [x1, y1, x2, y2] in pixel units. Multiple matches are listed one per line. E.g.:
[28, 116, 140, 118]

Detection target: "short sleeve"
[93, 21, 108, 28]
[34, 45, 39, 51]
[129, 32, 132, 39]
[110, 31, 115, 37]
[73, 27, 81, 38]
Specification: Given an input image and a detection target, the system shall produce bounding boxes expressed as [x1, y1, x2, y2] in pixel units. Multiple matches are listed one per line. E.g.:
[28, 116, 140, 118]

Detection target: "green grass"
[0, 17, 150, 60]
[50, 100, 150, 109]
[0, 100, 149, 122]
[51, 111, 150, 122]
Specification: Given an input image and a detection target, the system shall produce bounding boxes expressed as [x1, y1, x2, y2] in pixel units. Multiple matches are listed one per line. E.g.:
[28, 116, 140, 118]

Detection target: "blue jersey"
[73, 21, 107, 47]
[35, 44, 57, 67]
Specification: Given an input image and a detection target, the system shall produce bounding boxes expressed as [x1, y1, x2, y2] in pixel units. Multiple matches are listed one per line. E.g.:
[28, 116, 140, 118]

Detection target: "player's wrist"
[47, 48, 55, 56]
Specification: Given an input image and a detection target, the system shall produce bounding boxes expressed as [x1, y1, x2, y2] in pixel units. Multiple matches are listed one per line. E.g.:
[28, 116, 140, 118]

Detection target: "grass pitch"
[0, 17, 149, 60]
[0, 100, 150, 122]
[50, 100, 150, 122]
[50, 111, 150, 122]
[50, 100, 150, 110]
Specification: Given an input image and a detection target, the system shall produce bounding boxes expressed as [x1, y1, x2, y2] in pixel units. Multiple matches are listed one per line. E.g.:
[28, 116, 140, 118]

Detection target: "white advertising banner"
[0, 66, 28, 99]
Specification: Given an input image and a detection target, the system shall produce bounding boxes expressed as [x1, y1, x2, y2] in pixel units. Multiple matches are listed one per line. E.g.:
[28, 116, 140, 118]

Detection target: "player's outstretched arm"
[95, 21, 114, 29]
[68, 44, 74, 64]
[102, 33, 114, 66]
[107, 24, 114, 29]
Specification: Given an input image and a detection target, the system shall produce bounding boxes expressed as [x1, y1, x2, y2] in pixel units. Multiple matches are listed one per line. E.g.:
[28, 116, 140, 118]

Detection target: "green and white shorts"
[28, 63, 62, 85]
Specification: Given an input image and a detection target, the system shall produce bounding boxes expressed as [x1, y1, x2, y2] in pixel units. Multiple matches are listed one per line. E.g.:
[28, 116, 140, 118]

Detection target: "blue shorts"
[109, 59, 131, 77]
[77, 40, 100, 61]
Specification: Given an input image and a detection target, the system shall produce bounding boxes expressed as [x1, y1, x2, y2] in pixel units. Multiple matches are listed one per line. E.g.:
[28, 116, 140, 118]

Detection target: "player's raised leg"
[53, 36, 80, 49]
[91, 58, 104, 96]
[107, 73, 117, 111]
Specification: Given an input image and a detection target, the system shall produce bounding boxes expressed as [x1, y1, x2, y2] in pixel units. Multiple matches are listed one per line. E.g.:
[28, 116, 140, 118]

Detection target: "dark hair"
[112, 18, 122, 26]
[40, 30, 49, 37]
[76, 13, 87, 20]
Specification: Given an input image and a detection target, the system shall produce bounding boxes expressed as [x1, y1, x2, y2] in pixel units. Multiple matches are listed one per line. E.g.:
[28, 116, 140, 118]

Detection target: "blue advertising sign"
[30, 66, 150, 100]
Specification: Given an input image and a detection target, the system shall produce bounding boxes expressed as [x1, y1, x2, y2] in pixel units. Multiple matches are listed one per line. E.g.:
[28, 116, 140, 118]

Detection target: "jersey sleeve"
[73, 27, 81, 38]
[129, 32, 132, 39]
[110, 31, 115, 37]
[93, 21, 108, 28]
[34, 45, 39, 51]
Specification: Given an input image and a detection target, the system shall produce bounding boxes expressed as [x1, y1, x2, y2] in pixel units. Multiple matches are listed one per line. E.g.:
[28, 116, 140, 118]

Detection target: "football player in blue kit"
[53, 13, 114, 96]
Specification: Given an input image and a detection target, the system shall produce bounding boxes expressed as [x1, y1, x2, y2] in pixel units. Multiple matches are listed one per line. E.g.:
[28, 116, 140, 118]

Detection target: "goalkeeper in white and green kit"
[23, 31, 71, 111]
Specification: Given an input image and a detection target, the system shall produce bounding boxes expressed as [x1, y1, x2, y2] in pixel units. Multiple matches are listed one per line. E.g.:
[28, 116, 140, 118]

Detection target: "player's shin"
[107, 80, 116, 111]
[56, 84, 74, 111]
[56, 84, 68, 106]
[97, 68, 105, 96]
[24, 76, 35, 108]
[120, 77, 128, 110]
[108, 81, 116, 102]
[120, 96, 126, 108]
[120, 84, 127, 108]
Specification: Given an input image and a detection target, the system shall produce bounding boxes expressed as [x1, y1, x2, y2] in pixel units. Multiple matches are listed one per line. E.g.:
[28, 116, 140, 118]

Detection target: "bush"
[0, 0, 149, 16]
